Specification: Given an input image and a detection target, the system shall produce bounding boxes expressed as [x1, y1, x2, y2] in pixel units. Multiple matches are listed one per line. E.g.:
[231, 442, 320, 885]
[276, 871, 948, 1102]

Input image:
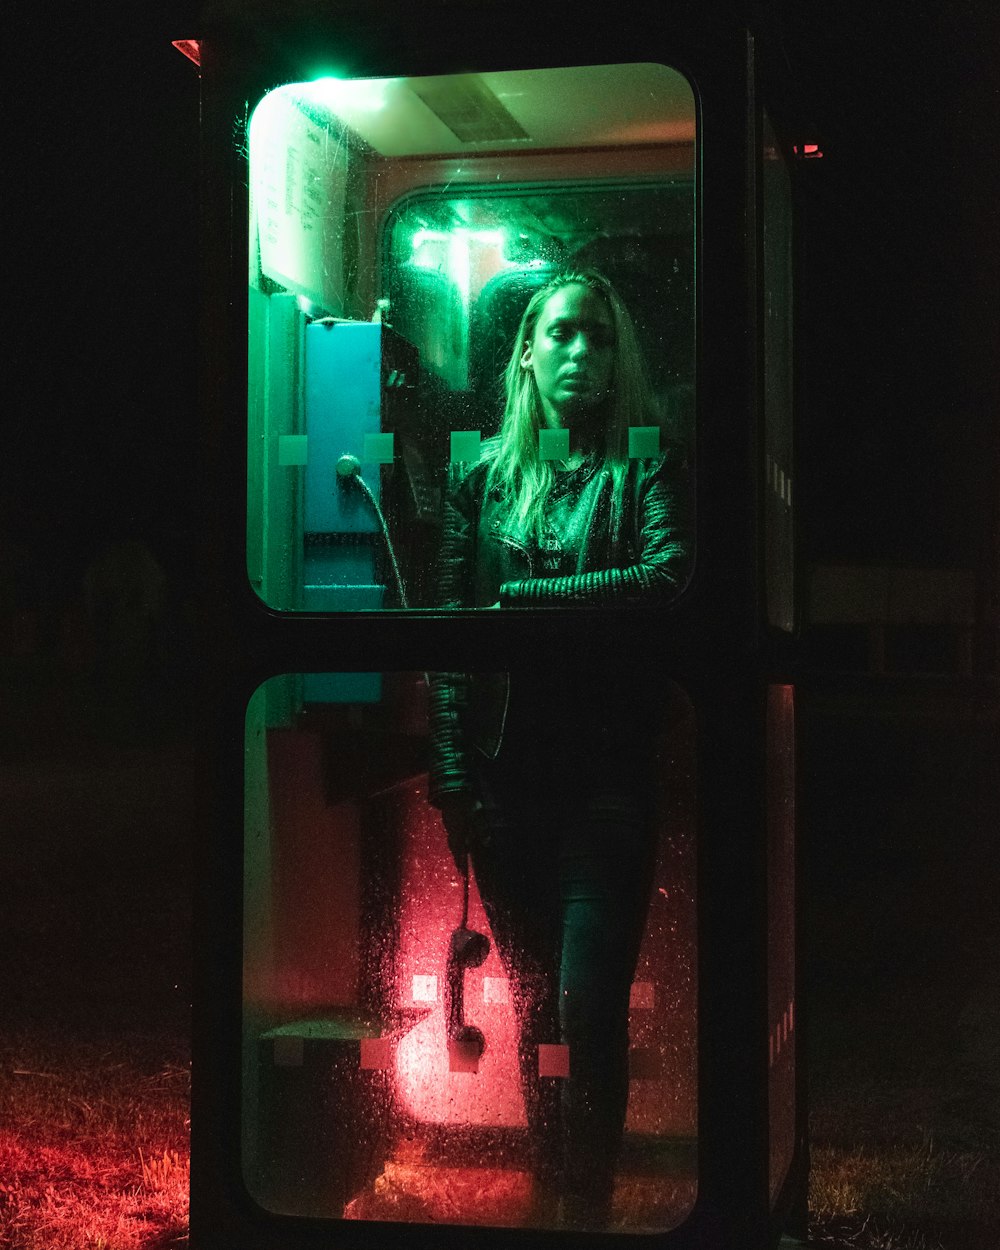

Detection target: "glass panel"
[767, 683, 796, 1201]
[243, 671, 697, 1232]
[246, 64, 696, 611]
[762, 109, 794, 632]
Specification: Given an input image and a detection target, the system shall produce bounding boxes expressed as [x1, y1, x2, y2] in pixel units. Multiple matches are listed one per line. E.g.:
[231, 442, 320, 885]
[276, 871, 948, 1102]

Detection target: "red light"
[172, 38, 201, 67]
[793, 142, 824, 160]
[393, 785, 525, 1126]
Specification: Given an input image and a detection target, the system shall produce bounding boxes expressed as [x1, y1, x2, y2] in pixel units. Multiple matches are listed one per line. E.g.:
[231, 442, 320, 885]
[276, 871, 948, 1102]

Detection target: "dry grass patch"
[810, 1138, 998, 1249]
[0, 1031, 189, 1250]
[807, 1075, 1000, 1250]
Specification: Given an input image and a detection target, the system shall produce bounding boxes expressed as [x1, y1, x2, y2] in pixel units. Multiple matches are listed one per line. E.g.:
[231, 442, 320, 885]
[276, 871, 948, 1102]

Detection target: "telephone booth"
[190, 3, 805, 1247]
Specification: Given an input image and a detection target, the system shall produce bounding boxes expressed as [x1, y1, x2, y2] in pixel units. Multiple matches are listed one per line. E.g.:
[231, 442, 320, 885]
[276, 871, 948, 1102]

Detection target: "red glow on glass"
[171, 39, 201, 67]
[253, 707, 697, 1143]
[793, 142, 824, 160]
[392, 785, 525, 1125]
[388, 756, 698, 1135]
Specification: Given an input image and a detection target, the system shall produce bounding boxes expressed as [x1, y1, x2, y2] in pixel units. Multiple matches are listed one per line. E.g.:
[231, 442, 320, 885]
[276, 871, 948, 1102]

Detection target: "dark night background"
[2, 2, 998, 1246]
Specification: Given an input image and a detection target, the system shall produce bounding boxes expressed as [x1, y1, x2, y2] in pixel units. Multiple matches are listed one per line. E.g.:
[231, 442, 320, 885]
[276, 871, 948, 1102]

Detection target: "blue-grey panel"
[303, 671, 382, 704]
[304, 547, 378, 590]
[304, 321, 383, 535]
[301, 584, 385, 612]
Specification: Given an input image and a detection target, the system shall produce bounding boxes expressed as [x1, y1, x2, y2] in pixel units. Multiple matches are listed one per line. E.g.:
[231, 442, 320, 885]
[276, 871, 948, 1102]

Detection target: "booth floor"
[342, 1156, 698, 1232]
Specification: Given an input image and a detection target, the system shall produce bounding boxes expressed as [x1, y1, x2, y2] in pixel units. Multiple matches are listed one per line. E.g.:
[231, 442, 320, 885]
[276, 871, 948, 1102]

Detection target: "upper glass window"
[246, 64, 695, 611]
[762, 109, 794, 632]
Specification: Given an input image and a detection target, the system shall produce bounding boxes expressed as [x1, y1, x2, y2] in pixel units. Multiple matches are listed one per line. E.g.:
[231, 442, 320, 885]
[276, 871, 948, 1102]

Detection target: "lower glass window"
[243, 671, 697, 1232]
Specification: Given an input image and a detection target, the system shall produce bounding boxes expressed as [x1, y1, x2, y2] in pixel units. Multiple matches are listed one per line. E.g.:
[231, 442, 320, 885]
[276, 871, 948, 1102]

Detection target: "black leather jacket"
[428, 442, 691, 805]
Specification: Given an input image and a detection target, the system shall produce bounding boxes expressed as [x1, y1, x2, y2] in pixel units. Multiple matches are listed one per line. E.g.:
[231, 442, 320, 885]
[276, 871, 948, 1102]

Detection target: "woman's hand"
[439, 793, 489, 873]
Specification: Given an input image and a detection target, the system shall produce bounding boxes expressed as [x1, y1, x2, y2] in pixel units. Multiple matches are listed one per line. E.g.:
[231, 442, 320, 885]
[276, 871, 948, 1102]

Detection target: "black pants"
[470, 735, 655, 1213]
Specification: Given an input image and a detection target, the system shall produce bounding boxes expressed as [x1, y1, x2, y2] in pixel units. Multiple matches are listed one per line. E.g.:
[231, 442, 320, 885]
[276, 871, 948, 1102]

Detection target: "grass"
[804, 1001, 1000, 1250]
[0, 1031, 190, 1250]
[811, 1141, 995, 1250]
[800, 697, 1000, 1249]
[3, 1028, 996, 1250]
[0, 696, 194, 1250]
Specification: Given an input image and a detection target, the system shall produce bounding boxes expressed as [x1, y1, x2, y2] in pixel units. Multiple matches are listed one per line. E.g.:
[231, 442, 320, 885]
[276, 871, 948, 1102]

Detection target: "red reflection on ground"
[345, 1160, 532, 1226]
[0, 1132, 189, 1249]
[344, 1159, 697, 1231]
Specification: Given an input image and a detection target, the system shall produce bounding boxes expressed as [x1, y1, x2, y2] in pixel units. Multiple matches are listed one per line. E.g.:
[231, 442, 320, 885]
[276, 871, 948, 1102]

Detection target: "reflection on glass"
[762, 109, 794, 632]
[245, 64, 695, 611]
[243, 673, 697, 1231]
[767, 684, 796, 1201]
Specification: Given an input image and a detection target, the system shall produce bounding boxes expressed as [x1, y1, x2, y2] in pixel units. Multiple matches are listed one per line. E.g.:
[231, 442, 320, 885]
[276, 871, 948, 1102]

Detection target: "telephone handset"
[446, 859, 490, 1064]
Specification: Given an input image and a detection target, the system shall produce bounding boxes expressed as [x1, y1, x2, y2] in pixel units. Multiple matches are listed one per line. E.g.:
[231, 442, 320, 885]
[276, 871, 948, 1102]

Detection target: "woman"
[428, 269, 691, 1229]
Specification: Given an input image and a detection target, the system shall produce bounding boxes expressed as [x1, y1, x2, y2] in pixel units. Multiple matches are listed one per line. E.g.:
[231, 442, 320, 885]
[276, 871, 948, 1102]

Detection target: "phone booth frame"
[189, 3, 808, 1247]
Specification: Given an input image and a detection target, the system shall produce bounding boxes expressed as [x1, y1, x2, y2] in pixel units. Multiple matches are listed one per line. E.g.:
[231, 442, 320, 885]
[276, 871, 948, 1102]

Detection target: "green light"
[410, 227, 507, 272]
[411, 228, 449, 253]
[303, 75, 390, 114]
[449, 233, 470, 304]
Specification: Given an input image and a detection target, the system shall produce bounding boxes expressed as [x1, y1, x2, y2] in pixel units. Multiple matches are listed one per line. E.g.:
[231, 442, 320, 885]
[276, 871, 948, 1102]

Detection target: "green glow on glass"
[411, 228, 448, 256]
[450, 430, 482, 464]
[363, 432, 395, 465]
[449, 233, 470, 304]
[628, 425, 661, 458]
[409, 228, 510, 307]
[278, 435, 309, 467]
[539, 428, 570, 460]
[411, 228, 505, 257]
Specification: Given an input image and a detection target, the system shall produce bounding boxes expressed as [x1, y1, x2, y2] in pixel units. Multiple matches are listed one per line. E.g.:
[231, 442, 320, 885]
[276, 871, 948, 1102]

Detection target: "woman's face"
[521, 283, 615, 428]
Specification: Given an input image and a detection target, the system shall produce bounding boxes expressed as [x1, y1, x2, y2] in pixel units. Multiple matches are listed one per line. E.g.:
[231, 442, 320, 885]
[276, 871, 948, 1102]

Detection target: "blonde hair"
[484, 269, 659, 541]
